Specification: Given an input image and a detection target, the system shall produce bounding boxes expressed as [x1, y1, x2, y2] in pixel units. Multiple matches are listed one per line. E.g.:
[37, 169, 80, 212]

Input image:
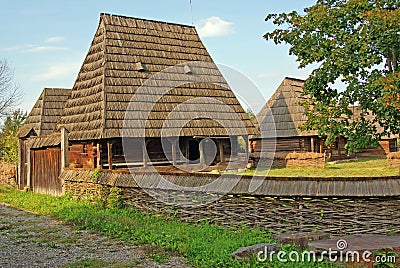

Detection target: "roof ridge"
[284, 76, 306, 83]
[100, 13, 196, 29]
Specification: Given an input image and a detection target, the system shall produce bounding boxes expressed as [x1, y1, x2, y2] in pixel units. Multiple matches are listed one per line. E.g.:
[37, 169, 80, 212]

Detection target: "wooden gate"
[18, 139, 29, 189]
[30, 147, 62, 195]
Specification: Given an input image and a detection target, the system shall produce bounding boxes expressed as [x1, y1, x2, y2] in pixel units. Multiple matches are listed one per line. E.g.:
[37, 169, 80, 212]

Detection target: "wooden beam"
[311, 137, 315, 153]
[60, 127, 69, 170]
[107, 141, 113, 170]
[320, 139, 324, 154]
[218, 140, 225, 163]
[167, 137, 178, 166]
[185, 138, 190, 164]
[171, 139, 177, 166]
[96, 143, 101, 169]
[143, 140, 147, 167]
[17, 139, 22, 188]
[199, 139, 205, 165]
[243, 135, 249, 160]
[26, 147, 31, 191]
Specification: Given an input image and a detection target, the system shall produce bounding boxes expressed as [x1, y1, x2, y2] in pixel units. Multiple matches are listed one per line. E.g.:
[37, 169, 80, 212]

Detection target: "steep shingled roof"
[18, 88, 71, 138]
[58, 14, 257, 140]
[257, 77, 317, 138]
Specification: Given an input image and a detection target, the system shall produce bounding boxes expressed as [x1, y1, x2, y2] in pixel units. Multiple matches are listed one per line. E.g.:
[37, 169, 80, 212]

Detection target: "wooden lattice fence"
[61, 169, 400, 237]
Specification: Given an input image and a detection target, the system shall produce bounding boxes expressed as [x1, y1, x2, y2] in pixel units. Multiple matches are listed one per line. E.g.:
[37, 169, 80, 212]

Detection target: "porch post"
[96, 143, 101, 169]
[311, 137, 315, 152]
[60, 127, 69, 170]
[218, 140, 225, 163]
[171, 139, 177, 166]
[185, 138, 190, 164]
[168, 136, 178, 166]
[26, 147, 31, 190]
[17, 139, 22, 187]
[320, 139, 324, 153]
[143, 139, 148, 167]
[243, 135, 249, 160]
[107, 140, 113, 170]
[199, 139, 205, 165]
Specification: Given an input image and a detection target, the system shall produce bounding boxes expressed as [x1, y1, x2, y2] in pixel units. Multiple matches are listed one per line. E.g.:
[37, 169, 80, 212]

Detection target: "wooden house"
[17, 88, 71, 194]
[18, 14, 257, 193]
[56, 14, 256, 170]
[250, 77, 398, 166]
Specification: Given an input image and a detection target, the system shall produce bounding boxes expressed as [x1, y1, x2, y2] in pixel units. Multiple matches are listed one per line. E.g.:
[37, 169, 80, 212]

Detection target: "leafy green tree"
[265, 0, 400, 153]
[0, 109, 26, 163]
[246, 107, 256, 121]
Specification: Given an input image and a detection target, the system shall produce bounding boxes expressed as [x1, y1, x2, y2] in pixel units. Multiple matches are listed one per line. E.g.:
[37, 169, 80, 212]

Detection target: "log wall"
[68, 142, 97, 169]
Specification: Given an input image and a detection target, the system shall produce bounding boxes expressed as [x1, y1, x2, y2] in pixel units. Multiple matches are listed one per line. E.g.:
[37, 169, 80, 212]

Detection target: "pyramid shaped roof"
[257, 77, 317, 138]
[58, 14, 256, 140]
[18, 88, 71, 138]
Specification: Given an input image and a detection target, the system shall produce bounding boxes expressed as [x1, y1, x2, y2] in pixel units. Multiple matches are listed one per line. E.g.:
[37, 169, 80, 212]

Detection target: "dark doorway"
[188, 139, 200, 163]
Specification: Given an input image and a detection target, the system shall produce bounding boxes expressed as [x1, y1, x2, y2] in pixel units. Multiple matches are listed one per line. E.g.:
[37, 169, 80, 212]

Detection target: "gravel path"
[0, 204, 190, 268]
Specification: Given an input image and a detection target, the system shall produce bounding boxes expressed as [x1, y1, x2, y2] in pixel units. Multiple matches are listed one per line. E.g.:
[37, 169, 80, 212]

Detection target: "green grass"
[61, 258, 141, 268]
[243, 158, 399, 177]
[0, 187, 339, 268]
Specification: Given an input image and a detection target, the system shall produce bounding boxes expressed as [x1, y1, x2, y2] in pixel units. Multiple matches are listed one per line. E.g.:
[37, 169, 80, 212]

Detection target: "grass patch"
[243, 158, 399, 177]
[0, 187, 338, 267]
[62, 258, 141, 268]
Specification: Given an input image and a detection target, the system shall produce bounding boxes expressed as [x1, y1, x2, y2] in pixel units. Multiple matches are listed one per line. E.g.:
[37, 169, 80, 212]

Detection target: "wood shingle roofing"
[257, 77, 318, 138]
[58, 13, 257, 140]
[18, 88, 71, 138]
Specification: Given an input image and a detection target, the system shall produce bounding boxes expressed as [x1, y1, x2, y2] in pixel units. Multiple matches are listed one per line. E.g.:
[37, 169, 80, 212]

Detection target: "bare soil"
[0, 204, 190, 268]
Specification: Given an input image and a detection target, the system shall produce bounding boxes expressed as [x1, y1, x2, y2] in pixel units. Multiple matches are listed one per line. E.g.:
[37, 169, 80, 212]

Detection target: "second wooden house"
[250, 77, 398, 166]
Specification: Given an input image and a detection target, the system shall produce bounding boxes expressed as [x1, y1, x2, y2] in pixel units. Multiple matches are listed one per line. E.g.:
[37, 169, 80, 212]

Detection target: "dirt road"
[0, 204, 189, 267]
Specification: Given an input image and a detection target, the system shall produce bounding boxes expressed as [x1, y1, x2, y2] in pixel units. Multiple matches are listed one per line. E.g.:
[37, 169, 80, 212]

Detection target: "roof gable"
[257, 77, 317, 138]
[18, 88, 71, 138]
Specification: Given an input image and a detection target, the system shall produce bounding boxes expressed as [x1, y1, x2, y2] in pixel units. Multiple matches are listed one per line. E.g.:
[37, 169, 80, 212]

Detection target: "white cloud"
[1, 45, 24, 51]
[2, 44, 67, 53]
[25, 46, 67, 53]
[45, 36, 65, 43]
[2, 36, 66, 52]
[32, 60, 81, 81]
[196, 17, 234, 38]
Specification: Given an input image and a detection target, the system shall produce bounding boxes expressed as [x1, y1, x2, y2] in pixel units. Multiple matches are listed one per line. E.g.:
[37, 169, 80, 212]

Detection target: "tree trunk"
[392, 48, 398, 72]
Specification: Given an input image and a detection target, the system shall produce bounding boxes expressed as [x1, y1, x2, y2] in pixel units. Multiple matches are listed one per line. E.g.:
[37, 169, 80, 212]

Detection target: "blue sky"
[1, 0, 316, 114]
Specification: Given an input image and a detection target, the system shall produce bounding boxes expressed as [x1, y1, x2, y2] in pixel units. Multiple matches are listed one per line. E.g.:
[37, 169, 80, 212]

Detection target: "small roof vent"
[184, 64, 193, 75]
[136, 61, 146, 72]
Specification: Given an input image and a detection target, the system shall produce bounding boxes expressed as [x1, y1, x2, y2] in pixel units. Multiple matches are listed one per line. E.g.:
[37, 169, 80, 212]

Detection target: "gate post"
[26, 146, 31, 191]
[61, 127, 69, 171]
